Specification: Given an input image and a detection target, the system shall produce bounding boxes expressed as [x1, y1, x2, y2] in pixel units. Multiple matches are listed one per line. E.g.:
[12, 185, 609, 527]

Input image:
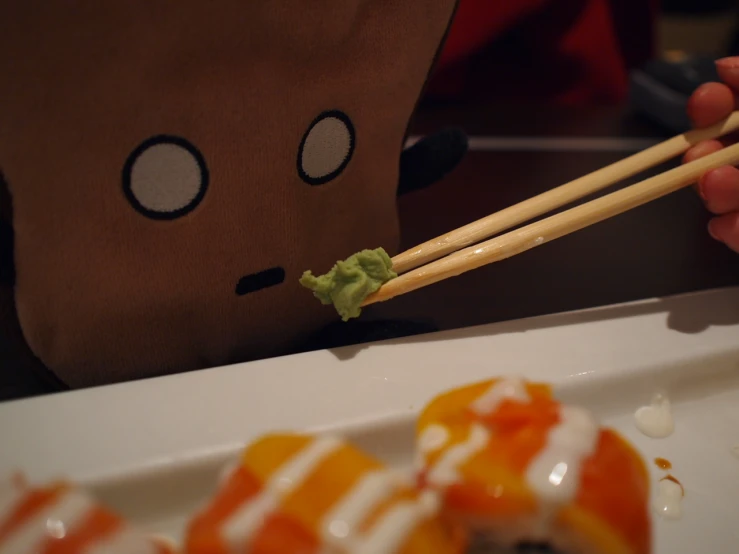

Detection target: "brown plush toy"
[0, 1, 465, 391]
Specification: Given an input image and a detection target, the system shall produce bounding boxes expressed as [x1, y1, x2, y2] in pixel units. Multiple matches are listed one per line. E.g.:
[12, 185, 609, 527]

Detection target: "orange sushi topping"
[415, 377, 651, 554]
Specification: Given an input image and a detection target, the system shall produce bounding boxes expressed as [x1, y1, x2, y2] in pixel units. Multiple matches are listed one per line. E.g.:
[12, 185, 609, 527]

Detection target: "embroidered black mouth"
[235, 267, 286, 296]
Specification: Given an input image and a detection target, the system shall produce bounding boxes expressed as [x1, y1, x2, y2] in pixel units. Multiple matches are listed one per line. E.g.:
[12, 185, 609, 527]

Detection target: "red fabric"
[427, 0, 659, 105]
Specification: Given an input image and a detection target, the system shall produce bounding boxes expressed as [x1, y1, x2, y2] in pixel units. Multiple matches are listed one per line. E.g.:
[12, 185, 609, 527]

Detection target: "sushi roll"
[0, 473, 176, 554]
[415, 378, 651, 554]
[184, 432, 466, 554]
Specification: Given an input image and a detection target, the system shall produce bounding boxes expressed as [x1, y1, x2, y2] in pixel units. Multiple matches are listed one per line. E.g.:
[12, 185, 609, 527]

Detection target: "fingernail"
[716, 57, 739, 69]
[697, 178, 708, 201]
[708, 220, 721, 241]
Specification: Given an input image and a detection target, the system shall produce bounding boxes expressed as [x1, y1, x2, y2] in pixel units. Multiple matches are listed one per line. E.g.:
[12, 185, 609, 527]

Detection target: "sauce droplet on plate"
[634, 392, 674, 438]
[662, 474, 683, 492]
[654, 457, 672, 470]
[654, 474, 684, 520]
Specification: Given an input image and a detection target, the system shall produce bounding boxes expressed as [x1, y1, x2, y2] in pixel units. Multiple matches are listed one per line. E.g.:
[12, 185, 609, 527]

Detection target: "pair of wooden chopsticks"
[363, 111, 739, 307]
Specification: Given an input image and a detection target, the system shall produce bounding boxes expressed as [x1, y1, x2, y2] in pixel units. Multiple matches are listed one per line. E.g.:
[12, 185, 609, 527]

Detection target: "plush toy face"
[0, 1, 457, 386]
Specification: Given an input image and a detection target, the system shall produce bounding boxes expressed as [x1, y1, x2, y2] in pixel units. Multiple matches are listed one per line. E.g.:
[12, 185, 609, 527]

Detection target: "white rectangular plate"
[1, 287, 739, 553]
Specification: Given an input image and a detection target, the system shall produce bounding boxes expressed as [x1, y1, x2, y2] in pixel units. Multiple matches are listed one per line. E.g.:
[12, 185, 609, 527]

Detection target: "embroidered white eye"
[123, 135, 208, 219]
[298, 110, 355, 185]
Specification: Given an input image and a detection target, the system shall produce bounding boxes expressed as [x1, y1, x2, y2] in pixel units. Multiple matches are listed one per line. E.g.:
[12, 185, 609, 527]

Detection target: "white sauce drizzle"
[418, 424, 450, 454]
[321, 470, 401, 547]
[654, 478, 683, 520]
[414, 424, 451, 470]
[470, 377, 530, 416]
[426, 424, 491, 487]
[84, 529, 160, 554]
[220, 435, 342, 549]
[526, 405, 600, 508]
[634, 392, 674, 439]
[353, 490, 441, 554]
[1, 490, 94, 554]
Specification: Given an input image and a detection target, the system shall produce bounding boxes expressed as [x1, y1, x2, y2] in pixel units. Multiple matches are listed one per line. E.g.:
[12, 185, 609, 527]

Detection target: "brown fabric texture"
[0, 1, 458, 387]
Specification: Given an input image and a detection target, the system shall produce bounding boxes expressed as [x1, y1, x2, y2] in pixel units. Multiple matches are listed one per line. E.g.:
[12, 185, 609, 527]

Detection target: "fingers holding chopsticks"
[686, 58, 739, 129]
[708, 212, 739, 252]
[686, 84, 735, 130]
[696, 165, 739, 215]
[685, 57, 739, 252]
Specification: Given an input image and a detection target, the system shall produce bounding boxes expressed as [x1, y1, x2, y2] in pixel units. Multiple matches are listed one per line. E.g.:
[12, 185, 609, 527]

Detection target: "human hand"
[684, 57, 739, 252]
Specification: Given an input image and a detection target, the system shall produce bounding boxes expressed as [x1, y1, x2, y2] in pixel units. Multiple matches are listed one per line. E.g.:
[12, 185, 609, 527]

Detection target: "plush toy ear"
[397, 127, 468, 196]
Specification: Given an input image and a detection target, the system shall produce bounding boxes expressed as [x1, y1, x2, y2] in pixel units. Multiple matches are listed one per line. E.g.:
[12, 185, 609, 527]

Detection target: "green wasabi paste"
[300, 248, 397, 321]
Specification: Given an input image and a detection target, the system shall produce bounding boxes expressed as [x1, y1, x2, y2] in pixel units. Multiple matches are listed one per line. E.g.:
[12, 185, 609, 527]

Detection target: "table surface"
[2, 104, 738, 401]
